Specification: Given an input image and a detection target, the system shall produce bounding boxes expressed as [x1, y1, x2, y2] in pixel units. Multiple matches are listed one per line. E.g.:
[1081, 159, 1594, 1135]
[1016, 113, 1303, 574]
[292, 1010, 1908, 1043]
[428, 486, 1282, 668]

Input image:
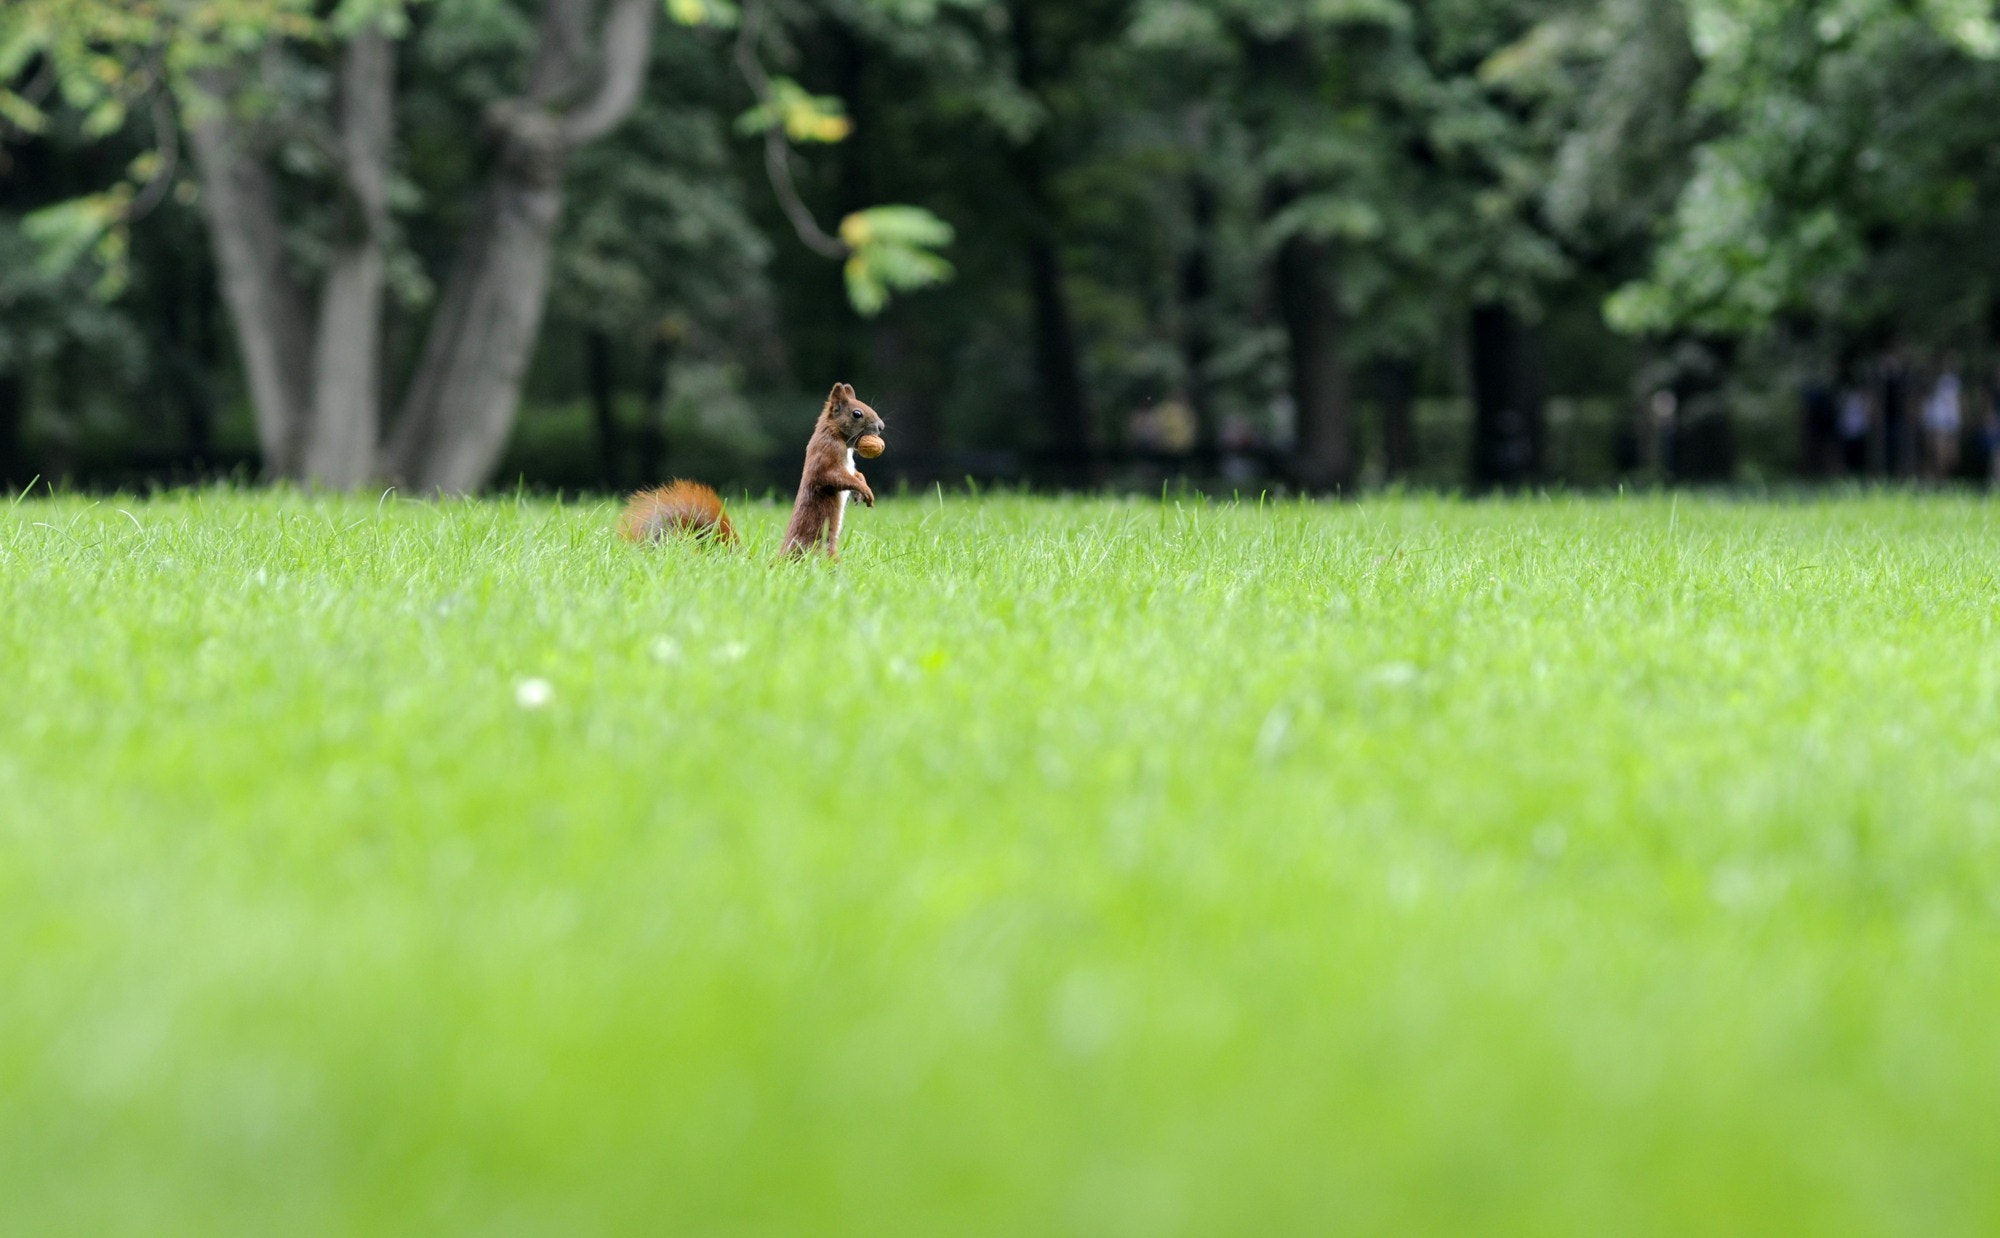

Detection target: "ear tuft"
[834, 382, 855, 400]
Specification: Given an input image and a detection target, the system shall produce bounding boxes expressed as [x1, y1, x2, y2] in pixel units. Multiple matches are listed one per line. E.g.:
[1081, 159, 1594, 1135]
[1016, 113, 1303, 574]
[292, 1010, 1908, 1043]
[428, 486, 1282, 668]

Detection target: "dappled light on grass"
[3, 490, 2000, 1233]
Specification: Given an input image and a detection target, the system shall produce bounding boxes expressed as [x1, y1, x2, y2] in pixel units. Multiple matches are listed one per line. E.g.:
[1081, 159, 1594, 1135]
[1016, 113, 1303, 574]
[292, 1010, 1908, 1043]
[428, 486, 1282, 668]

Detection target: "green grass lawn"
[5, 488, 2000, 1234]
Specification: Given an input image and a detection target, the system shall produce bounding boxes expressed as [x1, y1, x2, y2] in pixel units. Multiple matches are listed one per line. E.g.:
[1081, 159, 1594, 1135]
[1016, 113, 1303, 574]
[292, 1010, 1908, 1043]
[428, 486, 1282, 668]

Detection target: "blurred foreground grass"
[4, 488, 2000, 1235]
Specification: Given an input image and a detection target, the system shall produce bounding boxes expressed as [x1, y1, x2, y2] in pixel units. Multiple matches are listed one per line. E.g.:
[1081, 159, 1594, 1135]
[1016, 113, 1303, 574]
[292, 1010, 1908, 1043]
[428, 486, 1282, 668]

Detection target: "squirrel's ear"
[833, 381, 854, 401]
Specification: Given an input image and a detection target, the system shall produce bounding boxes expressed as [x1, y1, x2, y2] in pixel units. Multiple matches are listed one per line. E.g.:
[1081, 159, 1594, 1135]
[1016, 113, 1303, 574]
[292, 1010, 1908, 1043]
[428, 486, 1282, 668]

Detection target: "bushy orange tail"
[617, 481, 737, 545]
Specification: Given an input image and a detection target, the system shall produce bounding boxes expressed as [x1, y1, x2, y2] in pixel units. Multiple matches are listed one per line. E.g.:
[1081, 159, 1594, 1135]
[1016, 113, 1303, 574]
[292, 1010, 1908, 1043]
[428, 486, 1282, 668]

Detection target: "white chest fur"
[832, 447, 853, 534]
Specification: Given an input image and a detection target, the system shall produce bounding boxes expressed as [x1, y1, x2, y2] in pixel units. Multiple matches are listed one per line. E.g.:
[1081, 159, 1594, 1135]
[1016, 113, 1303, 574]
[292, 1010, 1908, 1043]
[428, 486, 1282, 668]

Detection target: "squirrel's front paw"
[859, 489, 876, 507]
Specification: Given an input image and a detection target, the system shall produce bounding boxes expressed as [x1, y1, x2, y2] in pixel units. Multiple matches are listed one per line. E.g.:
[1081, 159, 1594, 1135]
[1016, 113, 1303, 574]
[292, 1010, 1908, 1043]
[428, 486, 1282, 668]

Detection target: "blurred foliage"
[3, 0, 1998, 487]
[840, 206, 956, 317]
[0, 217, 143, 381]
[735, 76, 853, 143]
[1609, 0, 2000, 341]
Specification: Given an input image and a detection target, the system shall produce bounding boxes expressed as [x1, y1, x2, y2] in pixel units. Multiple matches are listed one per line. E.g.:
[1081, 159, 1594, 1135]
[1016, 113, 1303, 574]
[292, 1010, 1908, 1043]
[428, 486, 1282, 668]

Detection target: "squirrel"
[616, 382, 885, 559]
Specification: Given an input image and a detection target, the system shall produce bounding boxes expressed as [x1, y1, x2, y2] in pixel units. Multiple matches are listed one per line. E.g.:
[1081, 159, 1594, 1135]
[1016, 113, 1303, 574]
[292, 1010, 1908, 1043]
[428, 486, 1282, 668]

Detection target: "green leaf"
[0, 88, 48, 135]
[735, 78, 852, 143]
[838, 206, 955, 317]
[1923, 0, 2000, 57]
[838, 204, 954, 251]
[23, 195, 121, 278]
[665, 0, 738, 26]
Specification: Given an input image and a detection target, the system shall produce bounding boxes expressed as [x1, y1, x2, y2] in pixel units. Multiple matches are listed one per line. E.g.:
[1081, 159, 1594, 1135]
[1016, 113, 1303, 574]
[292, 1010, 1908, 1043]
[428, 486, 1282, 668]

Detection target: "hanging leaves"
[839, 206, 955, 317]
[665, 0, 740, 27]
[734, 76, 854, 144]
[22, 191, 132, 298]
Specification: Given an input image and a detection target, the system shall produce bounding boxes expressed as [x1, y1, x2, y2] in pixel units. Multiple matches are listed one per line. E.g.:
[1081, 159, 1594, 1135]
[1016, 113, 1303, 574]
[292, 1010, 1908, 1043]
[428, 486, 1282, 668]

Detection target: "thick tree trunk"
[304, 28, 395, 486]
[1469, 303, 1544, 487]
[189, 250, 221, 462]
[187, 0, 649, 491]
[381, 166, 566, 491]
[1376, 356, 1417, 479]
[1274, 236, 1354, 494]
[1178, 170, 1217, 446]
[184, 72, 315, 476]
[829, 25, 941, 461]
[829, 20, 870, 385]
[151, 233, 216, 467]
[383, 0, 656, 492]
[870, 325, 941, 457]
[186, 32, 395, 487]
[1026, 237, 1090, 457]
[1007, 0, 1092, 477]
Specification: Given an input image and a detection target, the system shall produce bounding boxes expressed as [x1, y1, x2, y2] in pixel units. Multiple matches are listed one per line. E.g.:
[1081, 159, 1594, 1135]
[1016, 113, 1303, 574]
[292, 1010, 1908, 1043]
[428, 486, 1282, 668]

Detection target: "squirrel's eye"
[850, 408, 862, 418]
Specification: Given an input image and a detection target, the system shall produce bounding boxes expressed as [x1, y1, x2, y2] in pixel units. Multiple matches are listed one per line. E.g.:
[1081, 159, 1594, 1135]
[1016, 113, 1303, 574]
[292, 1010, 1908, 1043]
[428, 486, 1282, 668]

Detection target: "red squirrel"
[617, 382, 885, 559]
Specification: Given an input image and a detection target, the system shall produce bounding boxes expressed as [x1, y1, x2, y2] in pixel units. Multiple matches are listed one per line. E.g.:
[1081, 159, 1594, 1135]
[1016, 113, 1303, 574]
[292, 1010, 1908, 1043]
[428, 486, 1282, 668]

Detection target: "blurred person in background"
[1218, 414, 1267, 486]
[1921, 356, 1963, 480]
[1128, 396, 1198, 457]
[1647, 389, 1678, 480]
[1838, 378, 1872, 477]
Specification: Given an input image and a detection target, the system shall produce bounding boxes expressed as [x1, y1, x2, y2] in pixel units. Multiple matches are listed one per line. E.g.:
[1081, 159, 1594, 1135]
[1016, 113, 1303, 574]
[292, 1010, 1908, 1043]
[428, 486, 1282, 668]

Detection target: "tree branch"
[333, 24, 394, 225]
[560, 0, 657, 144]
[125, 86, 180, 222]
[733, 0, 848, 259]
[304, 25, 397, 486]
[184, 65, 317, 474]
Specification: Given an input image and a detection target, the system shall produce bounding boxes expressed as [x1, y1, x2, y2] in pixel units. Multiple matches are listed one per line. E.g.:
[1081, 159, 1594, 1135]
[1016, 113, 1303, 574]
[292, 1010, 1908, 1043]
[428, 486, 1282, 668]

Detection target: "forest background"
[3, 0, 1998, 496]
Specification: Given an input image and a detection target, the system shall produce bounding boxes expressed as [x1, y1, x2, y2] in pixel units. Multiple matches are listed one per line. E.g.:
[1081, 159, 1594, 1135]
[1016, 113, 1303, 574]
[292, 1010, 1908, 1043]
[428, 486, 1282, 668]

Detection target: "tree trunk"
[189, 247, 222, 463]
[830, 19, 870, 386]
[187, 0, 650, 492]
[152, 231, 216, 467]
[184, 71, 315, 476]
[1274, 236, 1354, 494]
[380, 161, 565, 491]
[302, 28, 395, 487]
[383, 0, 656, 492]
[871, 325, 940, 457]
[830, 23, 940, 461]
[1377, 356, 1417, 480]
[1178, 129, 1217, 446]
[185, 31, 394, 487]
[1469, 303, 1544, 487]
[1026, 237, 1090, 458]
[1007, 0, 1092, 477]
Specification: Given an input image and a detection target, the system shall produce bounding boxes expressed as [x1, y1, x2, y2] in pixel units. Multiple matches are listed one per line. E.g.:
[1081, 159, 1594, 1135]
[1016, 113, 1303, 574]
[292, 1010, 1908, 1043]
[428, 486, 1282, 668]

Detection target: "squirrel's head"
[820, 381, 885, 445]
